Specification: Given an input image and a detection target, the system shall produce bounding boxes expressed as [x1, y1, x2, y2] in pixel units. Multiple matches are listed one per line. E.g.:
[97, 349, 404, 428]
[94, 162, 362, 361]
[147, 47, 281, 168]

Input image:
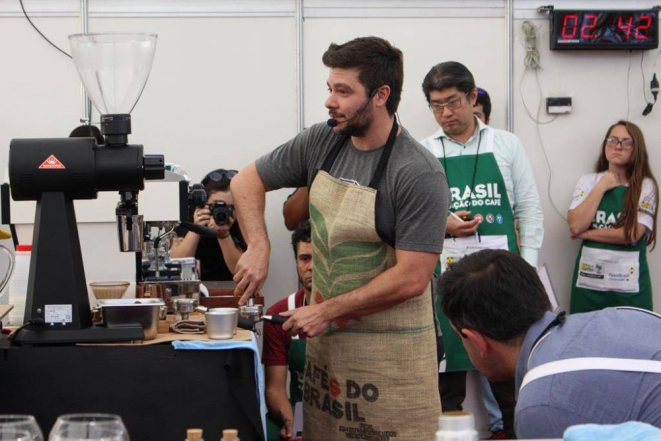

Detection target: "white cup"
[205, 308, 238, 340]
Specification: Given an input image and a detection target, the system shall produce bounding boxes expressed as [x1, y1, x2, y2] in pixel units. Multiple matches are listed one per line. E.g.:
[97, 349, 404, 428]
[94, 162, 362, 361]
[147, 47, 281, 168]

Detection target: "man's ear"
[468, 88, 478, 106]
[374, 85, 391, 108]
[461, 328, 491, 358]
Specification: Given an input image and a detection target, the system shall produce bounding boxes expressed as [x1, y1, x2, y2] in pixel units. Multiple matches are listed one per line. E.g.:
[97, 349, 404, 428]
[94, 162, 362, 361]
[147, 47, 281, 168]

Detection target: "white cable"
[522, 21, 541, 69]
[520, 21, 565, 222]
[520, 71, 557, 125]
[641, 51, 650, 105]
[653, 46, 661, 73]
[626, 50, 633, 120]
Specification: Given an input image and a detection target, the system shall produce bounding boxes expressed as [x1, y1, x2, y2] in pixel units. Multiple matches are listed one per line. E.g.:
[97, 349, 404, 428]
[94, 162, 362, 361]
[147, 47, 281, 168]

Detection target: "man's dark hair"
[322, 36, 403, 116]
[422, 61, 476, 102]
[439, 250, 551, 343]
[476, 87, 492, 121]
[291, 220, 311, 257]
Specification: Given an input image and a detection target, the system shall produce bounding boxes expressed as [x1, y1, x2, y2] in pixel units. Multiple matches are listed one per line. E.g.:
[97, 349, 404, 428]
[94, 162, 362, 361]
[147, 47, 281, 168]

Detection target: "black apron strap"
[368, 119, 399, 189]
[309, 132, 348, 188]
[314, 118, 399, 189]
[320, 134, 348, 173]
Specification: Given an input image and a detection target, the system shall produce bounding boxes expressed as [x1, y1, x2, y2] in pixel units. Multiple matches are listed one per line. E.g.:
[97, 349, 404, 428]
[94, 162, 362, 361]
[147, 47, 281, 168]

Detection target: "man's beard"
[338, 109, 373, 137]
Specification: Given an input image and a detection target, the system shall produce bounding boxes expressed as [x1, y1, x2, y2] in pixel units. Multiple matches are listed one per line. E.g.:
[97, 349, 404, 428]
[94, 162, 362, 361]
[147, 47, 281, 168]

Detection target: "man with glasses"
[420, 62, 543, 439]
[171, 168, 246, 281]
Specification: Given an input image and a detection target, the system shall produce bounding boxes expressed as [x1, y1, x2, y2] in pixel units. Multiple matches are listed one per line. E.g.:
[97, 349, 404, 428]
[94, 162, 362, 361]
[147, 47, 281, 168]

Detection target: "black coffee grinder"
[9, 33, 164, 345]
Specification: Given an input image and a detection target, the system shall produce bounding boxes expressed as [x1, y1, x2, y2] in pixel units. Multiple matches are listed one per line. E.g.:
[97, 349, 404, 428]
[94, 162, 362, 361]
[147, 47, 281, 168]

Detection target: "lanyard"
[528, 311, 566, 360]
[440, 130, 482, 212]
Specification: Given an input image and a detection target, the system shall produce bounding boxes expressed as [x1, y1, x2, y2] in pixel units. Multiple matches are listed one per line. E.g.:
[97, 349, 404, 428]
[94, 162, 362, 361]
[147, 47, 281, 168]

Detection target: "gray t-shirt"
[255, 122, 449, 253]
[515, 309, 661, 438]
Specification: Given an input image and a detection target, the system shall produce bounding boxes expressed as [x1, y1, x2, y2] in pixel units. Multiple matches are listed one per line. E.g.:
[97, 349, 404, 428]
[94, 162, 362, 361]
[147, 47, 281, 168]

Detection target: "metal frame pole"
[80, 0, 92, 124]
[506, 0, 514, 132]
[296, 0, 304, 132]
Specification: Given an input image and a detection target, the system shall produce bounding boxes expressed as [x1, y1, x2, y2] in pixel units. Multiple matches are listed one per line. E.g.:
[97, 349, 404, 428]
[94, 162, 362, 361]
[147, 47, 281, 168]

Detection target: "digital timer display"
[550, 10, 659, 50]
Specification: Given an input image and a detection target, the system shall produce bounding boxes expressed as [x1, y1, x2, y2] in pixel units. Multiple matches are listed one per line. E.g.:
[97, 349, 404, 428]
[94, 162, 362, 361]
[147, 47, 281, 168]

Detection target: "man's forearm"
[322, 250, 438, 322]
[518, 220, 542, 268]
[520, 246, 538, 268]
[265, 387, 294, 421]
[231, 162, 270, 248]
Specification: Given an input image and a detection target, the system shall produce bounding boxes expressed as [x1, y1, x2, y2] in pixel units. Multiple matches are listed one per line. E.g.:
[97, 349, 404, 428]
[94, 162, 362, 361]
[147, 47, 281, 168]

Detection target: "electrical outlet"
[546, 97, 572, 114]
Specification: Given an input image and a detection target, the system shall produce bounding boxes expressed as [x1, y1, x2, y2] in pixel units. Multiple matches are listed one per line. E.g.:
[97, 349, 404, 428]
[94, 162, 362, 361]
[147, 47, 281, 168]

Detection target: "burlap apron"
[303, 121, 440, 440]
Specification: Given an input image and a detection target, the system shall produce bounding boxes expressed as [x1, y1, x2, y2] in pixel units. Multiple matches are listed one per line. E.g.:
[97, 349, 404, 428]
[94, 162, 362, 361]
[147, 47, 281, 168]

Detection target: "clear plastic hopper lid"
[69, 33, 157, 115]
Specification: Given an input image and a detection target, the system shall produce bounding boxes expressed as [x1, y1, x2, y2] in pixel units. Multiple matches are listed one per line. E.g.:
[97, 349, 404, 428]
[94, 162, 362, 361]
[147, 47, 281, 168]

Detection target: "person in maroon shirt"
[263, 221, 312, 440]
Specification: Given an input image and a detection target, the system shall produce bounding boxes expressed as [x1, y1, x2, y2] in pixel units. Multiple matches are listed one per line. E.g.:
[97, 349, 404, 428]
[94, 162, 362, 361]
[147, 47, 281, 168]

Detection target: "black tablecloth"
[0, 341, 264, 441]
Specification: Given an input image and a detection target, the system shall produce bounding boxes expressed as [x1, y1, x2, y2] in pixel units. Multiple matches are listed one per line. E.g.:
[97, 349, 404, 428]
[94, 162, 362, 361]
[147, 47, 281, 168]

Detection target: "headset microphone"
[327, 88, 378, 128]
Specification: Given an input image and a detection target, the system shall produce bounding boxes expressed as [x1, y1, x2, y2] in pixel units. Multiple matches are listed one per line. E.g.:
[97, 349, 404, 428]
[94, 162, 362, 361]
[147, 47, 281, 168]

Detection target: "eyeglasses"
[202, 170, 238, 185]
[605, 137, 634, 150]
[429, 92, 470, 114]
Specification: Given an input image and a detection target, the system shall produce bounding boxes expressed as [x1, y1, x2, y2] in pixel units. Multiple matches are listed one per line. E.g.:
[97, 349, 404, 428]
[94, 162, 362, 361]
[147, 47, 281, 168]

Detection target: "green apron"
[570, 185, 652, 313]
[304, 121, 440, 439]
[266, 293, 308, 441]
[436, 128, 519, 372]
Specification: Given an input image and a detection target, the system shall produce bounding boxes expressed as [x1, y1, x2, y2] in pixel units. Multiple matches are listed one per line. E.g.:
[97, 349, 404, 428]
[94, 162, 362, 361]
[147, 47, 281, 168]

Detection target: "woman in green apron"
[568, 120, 659, 313]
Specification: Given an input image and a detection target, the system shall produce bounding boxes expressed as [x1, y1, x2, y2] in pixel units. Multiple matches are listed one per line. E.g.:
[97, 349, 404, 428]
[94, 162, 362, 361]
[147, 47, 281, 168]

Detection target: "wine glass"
[48, 414, 128, 441]
[0, 415, 44, 440]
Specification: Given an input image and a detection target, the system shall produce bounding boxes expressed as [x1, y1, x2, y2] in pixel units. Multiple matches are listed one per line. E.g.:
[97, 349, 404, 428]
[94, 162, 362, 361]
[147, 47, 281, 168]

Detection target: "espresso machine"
[135, 175, 222, 315]
[9, 33, 164, 345]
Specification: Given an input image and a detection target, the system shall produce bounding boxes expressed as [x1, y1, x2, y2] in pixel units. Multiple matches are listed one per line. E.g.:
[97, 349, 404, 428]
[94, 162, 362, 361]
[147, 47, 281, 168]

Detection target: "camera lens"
[211, 202, 234, 225]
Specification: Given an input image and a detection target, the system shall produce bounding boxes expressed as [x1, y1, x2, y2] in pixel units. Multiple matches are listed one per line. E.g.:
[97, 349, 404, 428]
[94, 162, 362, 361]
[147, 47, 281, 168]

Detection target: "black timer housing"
[550, 9, 659, 50]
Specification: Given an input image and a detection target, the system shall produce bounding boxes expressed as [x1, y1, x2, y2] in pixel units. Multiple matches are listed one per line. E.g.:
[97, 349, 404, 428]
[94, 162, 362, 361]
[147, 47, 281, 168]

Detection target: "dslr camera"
[187, 184, 207, 209]
[186, 183, 207, 221]
[210, 201, 235, 225]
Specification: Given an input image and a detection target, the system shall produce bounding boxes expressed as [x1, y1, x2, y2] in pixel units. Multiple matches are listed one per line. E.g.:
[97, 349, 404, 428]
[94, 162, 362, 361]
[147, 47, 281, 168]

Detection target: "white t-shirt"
[569, 172, 656, 232]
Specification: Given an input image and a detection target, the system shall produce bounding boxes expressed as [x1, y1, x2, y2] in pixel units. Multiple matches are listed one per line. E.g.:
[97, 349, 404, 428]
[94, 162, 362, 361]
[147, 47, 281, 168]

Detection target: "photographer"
[171, 169, 246, 281]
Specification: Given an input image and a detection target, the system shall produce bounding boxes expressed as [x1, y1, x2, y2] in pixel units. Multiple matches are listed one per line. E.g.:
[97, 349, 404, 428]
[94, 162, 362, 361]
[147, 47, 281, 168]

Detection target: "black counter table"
[0, 338, 265, 440]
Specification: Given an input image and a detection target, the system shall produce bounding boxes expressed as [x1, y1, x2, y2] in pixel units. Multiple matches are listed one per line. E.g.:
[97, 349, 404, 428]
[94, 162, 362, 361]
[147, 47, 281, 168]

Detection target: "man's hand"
[234, 244, 270, 305]
[280, 304, 331, 338]
[279, 416, 302, 441]
[446, 210, 480, 237]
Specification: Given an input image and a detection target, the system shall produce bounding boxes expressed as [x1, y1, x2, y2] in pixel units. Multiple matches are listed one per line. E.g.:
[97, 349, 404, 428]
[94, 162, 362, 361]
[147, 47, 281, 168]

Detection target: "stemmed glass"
[48, 415, 128, 441]
[0, 415, 44, 440]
